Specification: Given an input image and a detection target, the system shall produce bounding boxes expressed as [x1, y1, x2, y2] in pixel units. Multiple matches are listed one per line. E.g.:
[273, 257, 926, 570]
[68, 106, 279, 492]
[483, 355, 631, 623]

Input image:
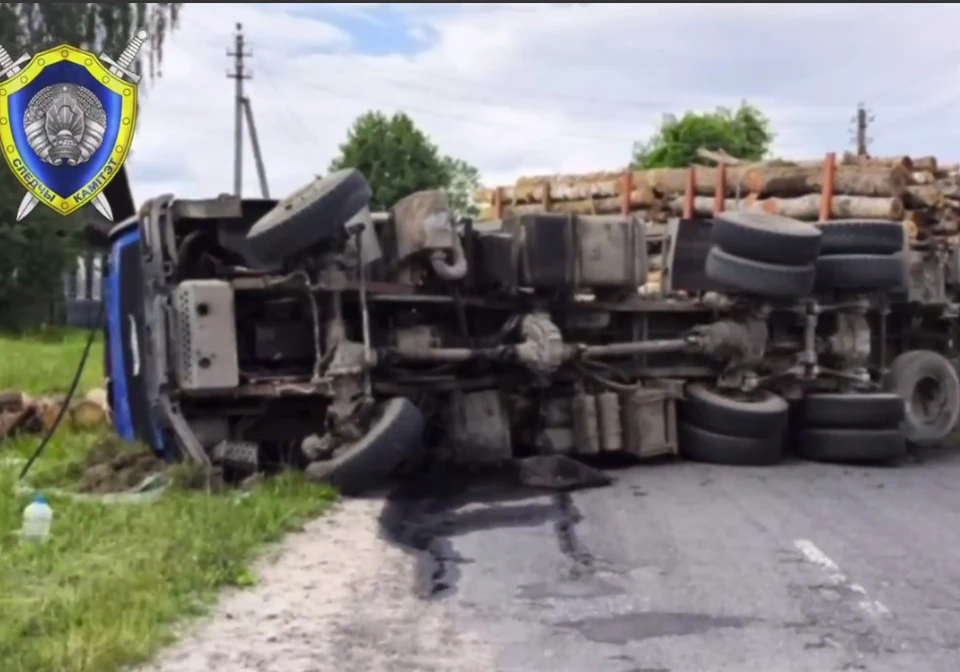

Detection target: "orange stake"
[713, 162, 726, 215]
[819, 152, 836, 221]
[683, 166, 695, 219]
[621, 170, 633, 217]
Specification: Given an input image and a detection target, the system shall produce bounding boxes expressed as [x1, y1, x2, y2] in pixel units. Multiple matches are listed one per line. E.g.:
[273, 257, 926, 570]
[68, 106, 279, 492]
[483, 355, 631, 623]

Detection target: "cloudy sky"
[126, 2, 960, 204]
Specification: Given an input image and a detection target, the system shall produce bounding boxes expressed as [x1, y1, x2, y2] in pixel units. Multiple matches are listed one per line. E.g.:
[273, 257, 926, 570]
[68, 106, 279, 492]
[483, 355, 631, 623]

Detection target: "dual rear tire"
[678, 383, 788, 466]
[704, 213, 908, 297]
[705, 212, 820, 299]
[794, 392, 906, 463]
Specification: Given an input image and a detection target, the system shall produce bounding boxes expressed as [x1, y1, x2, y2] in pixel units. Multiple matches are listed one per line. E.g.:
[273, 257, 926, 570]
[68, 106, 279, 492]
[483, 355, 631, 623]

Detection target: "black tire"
[678, 421, 782, 466]
[246, 169, 372, 268]
[814, 253, 905, 292]
[305, 397, 424, 495]
[712, 211, 822, 265]
[816, 220, 905, 256]
[705, 246, 816, 299]
[795, 427, 906, 463]
[680, 383, 789, 438]
[884, 350, 960, 447]
[800, 393, 905, 430]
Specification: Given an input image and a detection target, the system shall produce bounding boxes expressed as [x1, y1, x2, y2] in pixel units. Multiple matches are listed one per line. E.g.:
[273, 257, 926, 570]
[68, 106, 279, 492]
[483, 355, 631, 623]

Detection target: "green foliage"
[0, 3, 182, 330]
[330, 111, 481, 218]
[0, 3, 180, 78]
[441, 155, 480, 219]
[632, 102, 775, 169]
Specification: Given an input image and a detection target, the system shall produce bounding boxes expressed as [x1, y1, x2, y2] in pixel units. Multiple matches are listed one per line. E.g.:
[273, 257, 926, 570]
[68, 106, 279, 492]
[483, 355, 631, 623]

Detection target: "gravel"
[138, 498, 497, 672]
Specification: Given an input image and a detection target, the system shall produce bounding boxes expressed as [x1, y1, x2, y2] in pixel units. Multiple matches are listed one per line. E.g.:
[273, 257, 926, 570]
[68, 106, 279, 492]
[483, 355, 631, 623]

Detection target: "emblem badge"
[0, 30, 148, 221]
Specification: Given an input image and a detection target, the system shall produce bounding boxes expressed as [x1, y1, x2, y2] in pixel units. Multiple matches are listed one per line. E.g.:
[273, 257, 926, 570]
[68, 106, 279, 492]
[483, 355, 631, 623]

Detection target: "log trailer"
[101, 162, 960, 494]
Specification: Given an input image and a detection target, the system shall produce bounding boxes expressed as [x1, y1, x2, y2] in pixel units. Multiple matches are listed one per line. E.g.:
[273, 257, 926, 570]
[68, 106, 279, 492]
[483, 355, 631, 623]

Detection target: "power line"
[286, 77, 643, 144]
[277, 50, 960, 129]
[277, 65, 844, 130]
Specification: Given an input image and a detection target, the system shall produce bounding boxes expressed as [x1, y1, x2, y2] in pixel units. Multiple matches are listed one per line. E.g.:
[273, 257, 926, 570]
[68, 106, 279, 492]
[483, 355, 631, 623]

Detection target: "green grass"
[0, 329, 338, 672]
[0, 328, 105, 395]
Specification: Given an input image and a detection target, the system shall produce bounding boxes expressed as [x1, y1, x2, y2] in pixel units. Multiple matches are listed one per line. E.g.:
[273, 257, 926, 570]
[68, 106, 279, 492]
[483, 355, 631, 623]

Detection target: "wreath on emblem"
[23, 83, 107, 166]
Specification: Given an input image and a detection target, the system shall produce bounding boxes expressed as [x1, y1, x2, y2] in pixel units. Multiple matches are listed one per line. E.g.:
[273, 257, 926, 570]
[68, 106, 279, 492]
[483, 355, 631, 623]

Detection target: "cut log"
[905, 185, 944, 208]
[34, 396, 65, 432]
[476, 163, 911, 210]
[0, 390, 28, 412]
[841, 152, 914, 170]
[671, 194, 905, 221]
[911, 156, 938, 172]
[71, 400, 109, 430]
[729, 164, 908, 198]
[84, 388, 110, 412]
[0, 408, 32, 440]
[478, 194, 669, 220]
[696, 147, 747, 166]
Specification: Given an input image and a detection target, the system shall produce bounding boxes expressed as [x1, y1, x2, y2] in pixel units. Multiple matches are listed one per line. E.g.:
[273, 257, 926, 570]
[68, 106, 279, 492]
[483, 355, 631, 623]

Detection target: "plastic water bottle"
[21, 494, 53, 542]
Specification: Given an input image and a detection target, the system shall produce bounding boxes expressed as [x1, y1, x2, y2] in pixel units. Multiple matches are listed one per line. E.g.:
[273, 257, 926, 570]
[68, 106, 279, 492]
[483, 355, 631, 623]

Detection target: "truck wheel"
[814, 253, 905, 291]
[245, 169, 372, 268]
[705, 246, 816, 299]
[712, 212, 822, 265]
[305, 397, 424, 496]
[796, 427, 906, 463]
[884, 350, 960, 447]
[678, 421, 782, 466]
[799, 393, 905, 430]
[680, 383, 789, 438]
[816, 220, 905, 255]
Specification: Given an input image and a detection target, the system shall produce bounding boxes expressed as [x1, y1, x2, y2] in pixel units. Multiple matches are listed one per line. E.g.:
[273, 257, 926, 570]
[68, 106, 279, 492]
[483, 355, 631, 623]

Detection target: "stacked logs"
[0, 388, 110, 442]
[476, 152, 960, 242]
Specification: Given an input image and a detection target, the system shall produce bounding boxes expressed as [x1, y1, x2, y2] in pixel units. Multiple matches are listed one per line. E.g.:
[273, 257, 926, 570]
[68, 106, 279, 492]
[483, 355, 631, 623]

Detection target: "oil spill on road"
[558, 611, 757, 645]
[554, 492, 597, 577]
[380, 468, 577, 600]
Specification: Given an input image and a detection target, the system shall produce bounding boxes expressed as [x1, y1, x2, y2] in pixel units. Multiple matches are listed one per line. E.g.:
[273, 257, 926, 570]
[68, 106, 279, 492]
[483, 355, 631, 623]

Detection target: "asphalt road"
[381, 448, 960, 672]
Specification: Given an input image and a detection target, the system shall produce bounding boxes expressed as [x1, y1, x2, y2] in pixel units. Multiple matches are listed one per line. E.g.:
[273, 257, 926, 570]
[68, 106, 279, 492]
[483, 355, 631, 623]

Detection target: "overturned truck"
[102, 165, 960, 494]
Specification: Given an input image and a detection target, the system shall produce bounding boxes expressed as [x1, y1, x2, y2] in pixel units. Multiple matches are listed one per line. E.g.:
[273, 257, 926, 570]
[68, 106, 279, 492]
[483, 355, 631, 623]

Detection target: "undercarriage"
[101, 170, 960, 493]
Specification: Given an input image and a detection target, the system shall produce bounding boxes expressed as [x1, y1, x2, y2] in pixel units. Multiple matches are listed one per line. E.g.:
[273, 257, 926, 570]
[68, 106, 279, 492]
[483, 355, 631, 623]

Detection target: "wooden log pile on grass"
[0, 388, 111, 442]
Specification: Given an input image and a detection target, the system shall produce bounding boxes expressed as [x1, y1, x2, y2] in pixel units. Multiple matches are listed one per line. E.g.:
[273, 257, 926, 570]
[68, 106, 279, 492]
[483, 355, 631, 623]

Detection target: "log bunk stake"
[621, 170, 633, 217]
[683, 167, 695, 219]
[819, 152, 836, 221]
[713, 162, 726, 215]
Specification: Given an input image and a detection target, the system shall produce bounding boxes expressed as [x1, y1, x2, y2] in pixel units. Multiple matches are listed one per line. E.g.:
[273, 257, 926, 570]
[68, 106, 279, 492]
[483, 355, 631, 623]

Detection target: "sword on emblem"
[13, 30, 148, 222]
[0, 40, 39, 222]
[0, 42, 31, 82]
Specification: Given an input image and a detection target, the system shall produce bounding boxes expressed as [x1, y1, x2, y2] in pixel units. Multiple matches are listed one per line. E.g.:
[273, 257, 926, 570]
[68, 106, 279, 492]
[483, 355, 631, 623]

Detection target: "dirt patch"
[138, 498, 497, 672]
[76, 436, 166, 493]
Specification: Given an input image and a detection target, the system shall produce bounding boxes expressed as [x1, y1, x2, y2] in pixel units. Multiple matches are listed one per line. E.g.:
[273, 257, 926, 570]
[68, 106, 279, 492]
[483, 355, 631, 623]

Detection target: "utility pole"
[227, 23, 251, 197]
[854, 102, 874, 157]
[242, 97, 270, 198]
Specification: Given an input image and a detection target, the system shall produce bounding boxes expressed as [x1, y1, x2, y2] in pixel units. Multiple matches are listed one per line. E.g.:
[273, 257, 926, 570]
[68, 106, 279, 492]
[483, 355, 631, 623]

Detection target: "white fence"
[63, 254, 106, 328]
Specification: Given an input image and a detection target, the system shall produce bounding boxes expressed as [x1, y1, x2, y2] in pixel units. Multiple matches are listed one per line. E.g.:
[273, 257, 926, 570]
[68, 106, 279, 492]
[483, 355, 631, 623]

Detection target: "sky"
[124, 2, 960, 205]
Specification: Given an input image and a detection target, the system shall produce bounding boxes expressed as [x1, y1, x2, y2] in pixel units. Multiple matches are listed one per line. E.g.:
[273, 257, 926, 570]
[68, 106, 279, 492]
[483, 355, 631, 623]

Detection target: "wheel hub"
[911, 376, 947, 427]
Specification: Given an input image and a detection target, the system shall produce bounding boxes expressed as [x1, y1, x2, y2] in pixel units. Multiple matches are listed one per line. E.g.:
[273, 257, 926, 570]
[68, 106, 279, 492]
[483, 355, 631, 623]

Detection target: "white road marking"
[793, 539, 891, 618]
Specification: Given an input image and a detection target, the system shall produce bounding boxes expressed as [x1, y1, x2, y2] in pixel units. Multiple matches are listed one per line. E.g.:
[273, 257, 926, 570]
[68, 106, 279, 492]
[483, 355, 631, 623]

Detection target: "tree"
[442, 156, 480, 219]
[0, 3, 182, 330]
[632, 102, 775, 169]
[329, 111, 481, 219]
